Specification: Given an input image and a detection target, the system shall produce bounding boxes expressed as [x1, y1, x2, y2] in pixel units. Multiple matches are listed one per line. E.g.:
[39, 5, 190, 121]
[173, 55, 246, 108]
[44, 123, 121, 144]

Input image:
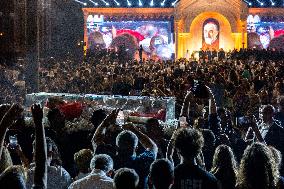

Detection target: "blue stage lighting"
[113, 0, 120, 6]
[172, 0, 178, 6]
[88, 0, 98, 5]
[74, 0, 87, 6]
[270, 0, 275, 6]
[244, 0, 252, 6]
[256, 0, 264, 6]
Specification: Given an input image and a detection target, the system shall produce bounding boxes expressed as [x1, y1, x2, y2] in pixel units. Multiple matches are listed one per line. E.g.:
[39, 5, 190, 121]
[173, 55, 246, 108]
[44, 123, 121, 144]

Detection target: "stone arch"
[188, 12, 235, 51]
[184, 10, 238, 33]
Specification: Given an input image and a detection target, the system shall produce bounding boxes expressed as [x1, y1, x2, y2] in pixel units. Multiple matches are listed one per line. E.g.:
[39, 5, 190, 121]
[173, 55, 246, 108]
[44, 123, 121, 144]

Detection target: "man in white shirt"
[68, 154, 114, 189]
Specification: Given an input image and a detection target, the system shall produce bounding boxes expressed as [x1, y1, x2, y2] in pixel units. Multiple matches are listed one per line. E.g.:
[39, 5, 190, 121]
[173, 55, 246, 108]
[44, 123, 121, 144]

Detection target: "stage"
[82, 0, 284, 60]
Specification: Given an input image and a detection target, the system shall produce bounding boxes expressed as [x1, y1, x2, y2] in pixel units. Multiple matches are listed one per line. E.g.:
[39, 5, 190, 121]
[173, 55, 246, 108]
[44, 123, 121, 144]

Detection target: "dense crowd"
[0, 48, 284, 189]
[0, 63, 26, 105]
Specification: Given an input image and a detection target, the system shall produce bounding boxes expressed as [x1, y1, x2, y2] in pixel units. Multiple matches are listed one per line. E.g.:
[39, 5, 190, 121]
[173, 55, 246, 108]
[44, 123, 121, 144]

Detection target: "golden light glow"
[176, 12, 247, 58]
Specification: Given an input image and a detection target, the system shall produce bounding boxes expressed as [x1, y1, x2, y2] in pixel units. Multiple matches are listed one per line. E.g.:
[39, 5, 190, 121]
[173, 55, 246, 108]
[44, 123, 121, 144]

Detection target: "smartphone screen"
[116, 110, 125, 127]
[179, 116, 187, 127]
[9, 135, 18, 148]
[237, 116, 251, 127]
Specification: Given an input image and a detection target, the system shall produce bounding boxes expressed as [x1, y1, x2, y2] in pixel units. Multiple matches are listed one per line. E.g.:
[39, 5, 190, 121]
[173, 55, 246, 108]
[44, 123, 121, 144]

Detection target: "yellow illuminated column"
[83, 9, 89, 55]
[242, 24, 245, 49]
[175, 20, 180, 60]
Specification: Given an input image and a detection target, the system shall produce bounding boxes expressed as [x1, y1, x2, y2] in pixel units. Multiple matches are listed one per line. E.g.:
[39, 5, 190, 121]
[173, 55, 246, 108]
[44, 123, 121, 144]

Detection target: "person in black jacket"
[257, 105, 284, 174]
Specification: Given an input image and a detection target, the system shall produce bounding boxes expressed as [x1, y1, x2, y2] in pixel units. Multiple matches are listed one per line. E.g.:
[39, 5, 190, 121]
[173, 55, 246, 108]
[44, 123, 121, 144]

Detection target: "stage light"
[127, 0, 132, 6]
[256, 0, 264, 6]
[99, 0, 109, 6]
[138, 0, 142, 6]
[74, 0, 87, 6]
[244, 0, 252, 6]
[88, 0, 98, 6]
[150, 0, 154, 6]
[172, 0, 178, 6]
[161, 0, 166, 6]
[113, 0, 120, 6]
[270, 0, 275, 6]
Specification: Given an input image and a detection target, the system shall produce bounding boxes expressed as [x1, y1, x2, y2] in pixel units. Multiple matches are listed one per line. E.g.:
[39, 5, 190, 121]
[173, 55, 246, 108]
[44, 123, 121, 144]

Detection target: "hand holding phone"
[179, 116, 188, 128]
[116, 110, 125, 127]
[9, 135, 18, 149]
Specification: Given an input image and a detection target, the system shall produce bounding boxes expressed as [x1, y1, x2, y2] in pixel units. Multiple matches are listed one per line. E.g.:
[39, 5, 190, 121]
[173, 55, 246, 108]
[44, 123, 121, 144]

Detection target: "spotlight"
[138, 0, 142, 6]
[113, 0, 120, 6]
[150, 0, 154, 6]
[88, 0, 98, 6]
[256, 0, 264, 6]
[270, 0, 275, 6]
[99, 0, 109, 6]
[172, 0, 178, 6]
[74, 0, 88, 6]
[244, 0, 252, 6]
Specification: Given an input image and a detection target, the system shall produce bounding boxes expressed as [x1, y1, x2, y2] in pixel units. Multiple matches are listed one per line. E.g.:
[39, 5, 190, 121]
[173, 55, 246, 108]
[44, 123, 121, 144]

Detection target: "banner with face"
[202, 18, 220, 51]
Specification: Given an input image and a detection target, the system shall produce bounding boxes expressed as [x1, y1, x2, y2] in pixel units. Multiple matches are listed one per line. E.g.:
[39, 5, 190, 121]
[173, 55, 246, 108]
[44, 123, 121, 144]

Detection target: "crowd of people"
[0, 63, 26, 105]
[0, 48, 284, 189]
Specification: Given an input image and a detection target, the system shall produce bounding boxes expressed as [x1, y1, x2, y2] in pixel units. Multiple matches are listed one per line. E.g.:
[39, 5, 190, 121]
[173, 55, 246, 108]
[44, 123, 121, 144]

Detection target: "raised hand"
[31, 104, 43, 124]
[104, 109, 120, 125]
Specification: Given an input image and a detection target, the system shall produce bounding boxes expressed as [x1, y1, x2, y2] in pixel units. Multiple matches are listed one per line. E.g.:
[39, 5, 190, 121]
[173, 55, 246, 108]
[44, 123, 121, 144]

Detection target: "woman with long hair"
[236, 142, 280, 189]
[211, 145, 237, 189]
